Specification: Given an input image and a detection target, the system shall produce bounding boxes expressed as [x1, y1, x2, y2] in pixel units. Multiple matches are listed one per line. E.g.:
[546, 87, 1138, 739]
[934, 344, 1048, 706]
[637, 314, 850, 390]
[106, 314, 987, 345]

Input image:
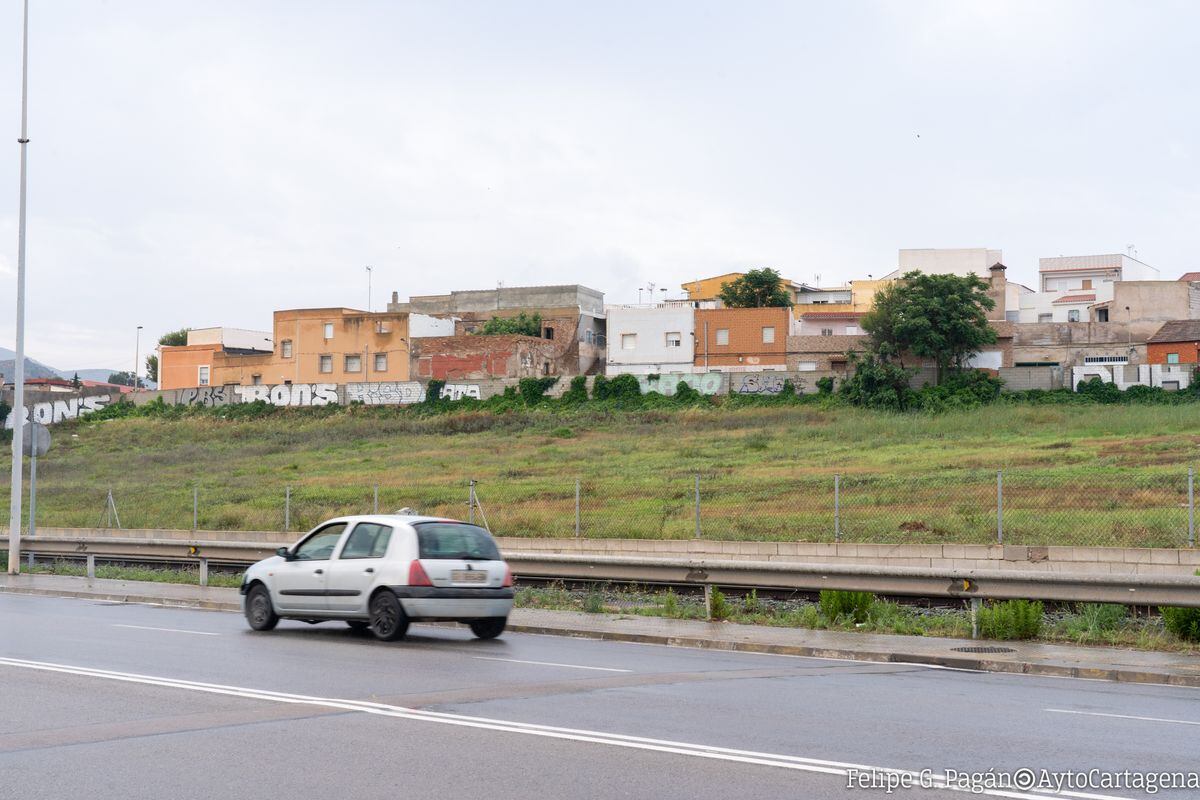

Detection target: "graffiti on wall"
[735, 374, 789, 395]
[234, 384, 339, 406]
[346, 382, 425, 405]
[176, 386, 230, 407]
[4, 395, 111, 429]
[636, 372, 723, 396]
[1071, 364, 1192, 391]
[441, 384, 482, 401]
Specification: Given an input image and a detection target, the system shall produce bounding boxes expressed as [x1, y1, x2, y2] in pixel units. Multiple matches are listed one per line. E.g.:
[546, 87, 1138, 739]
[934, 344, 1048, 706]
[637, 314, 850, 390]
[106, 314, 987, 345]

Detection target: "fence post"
[1189, 467, 1195, 548]
[834, 474, 841, 543]
[373, 485, 379, 515]
[574, 478, 581, 538]
[284, 486, 291, 532]
[199, 557, 208, 587]
[694, 474, 701, 539]
[996, 470, 1004, 544]
[468, 480, 476, 525]
[192, 486, 198, 532]
[86, 554, 95, 580]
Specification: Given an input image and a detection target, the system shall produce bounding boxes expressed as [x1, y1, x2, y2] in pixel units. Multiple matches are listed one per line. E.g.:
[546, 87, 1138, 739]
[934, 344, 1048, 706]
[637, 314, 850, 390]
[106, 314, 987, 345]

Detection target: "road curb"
[5, 583, 1198, 688]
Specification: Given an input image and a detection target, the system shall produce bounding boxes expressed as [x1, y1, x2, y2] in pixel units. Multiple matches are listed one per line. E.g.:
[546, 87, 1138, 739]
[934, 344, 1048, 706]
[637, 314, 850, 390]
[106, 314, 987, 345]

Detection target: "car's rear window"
[413, 522, 501, 561]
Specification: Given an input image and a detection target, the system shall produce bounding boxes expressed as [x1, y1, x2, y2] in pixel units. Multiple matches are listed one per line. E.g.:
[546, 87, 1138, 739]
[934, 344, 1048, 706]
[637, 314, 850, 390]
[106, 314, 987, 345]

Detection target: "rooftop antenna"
[1127, 244, 1137, 259]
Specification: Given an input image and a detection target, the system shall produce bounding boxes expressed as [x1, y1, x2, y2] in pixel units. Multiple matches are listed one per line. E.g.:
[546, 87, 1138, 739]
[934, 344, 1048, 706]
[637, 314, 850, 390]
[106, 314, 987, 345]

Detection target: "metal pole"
[198, 557, 208, 587]
[27, 452, 36, 539]
[694, 473, 701, 539]
[373, 485, 379, 514]
[106, 489, 112, 529]
[7, 0, 31, 575]
[997, 470, 1004, 544]
[284, 486, 291, 531]
[1189, 467, 1195, 548]
[468, 480, 476, 525]
[834, 474, 840, 543]
[193, 486, 198, 531]
[134, 325, 142, 390]
[574, 478, 581, 538]
[86, 554, 95, 579]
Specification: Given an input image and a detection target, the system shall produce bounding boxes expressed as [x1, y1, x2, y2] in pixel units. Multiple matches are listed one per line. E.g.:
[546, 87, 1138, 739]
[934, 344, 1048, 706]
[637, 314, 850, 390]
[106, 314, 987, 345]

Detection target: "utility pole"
[133, 325, 143, 389]
[365, 265, 373, 313]
[8, 0, 31, 575]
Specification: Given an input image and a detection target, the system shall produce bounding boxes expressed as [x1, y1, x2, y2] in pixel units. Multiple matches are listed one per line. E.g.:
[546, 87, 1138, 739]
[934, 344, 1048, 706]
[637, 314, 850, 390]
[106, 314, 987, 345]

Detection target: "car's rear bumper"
[390, 586, 514, 620]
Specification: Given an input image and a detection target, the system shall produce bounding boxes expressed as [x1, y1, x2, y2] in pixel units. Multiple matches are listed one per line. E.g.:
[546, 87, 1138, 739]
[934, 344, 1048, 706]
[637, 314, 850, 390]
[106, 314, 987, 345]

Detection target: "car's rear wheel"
[244, 585, 278, 632]
[346, 620, 370, 632]
[369, 591, 409, 641]
[469, 617, 507, 639]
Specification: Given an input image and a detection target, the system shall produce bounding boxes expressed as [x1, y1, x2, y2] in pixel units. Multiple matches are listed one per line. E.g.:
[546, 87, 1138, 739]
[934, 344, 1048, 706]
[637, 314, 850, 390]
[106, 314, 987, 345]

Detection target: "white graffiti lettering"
[635, 373, 723, 396]
[441, 384, 481, 401]
[1072, 364, 1192, 391]
[233, 383, 339, 407]
[4, 394, 111, 429]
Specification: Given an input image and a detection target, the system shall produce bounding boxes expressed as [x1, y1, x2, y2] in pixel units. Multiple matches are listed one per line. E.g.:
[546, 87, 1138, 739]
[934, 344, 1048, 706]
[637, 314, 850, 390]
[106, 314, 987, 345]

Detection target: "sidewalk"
[4, 572, 1199, 688]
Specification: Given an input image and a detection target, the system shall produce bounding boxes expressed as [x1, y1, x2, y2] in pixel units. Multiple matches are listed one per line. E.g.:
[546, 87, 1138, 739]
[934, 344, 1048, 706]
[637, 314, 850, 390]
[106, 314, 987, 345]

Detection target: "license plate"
[451, 570, 487, 583]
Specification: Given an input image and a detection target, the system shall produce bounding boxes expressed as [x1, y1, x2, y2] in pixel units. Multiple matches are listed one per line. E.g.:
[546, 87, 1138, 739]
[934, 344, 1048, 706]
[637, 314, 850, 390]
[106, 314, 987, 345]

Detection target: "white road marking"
[472, 656, 632, 673]
[0, 655, 1134, 800]
[111, 624, 219, 637]
[1046, 708, 1200, 726]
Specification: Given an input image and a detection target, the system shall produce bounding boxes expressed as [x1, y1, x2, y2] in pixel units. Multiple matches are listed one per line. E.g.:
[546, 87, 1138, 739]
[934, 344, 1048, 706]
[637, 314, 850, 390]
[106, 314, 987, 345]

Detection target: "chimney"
[987, 262, 1008, 321]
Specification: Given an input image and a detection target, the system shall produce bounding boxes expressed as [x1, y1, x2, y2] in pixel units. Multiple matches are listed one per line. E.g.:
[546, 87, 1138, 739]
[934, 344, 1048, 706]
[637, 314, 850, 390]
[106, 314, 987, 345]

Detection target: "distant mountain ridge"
[0, 347, 125, 385]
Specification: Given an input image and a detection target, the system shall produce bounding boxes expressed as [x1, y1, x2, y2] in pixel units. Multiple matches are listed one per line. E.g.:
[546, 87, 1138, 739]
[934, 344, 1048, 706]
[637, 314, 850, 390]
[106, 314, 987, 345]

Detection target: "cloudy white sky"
[1, 0, 1199, 370]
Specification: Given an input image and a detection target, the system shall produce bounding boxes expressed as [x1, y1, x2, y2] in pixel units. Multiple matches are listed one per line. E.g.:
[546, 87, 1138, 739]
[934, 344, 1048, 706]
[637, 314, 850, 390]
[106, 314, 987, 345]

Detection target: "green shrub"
[423, 379, 446, 407]
[1076, 603, 1127, 636]
[708, 586, 732, 620]
[839, 354, 915, 411]
[742, 589, 763, 615]
[549, 426, 574, 439]
[606, 374, 643, 403]
[1160, 606, 1200, 642]
[673, 381, 704, 404]
[591, 375, 610, 400]
[518, 377, 558, 405]
[661, 589, 680, 617]
[819, 589, 874, 623]
[477, 312, 542, 337]
[815, 376, 834, 396]
[582, 589, 605, 613]
[562, 375, 588, 404]
[978, 599, 1043, 639]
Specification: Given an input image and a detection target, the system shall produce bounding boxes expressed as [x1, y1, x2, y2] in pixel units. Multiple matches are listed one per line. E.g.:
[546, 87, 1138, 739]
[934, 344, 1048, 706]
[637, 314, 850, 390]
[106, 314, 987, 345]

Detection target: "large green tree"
[718, 268, 792, 308]
[860, 271, 996, 383]
[145, 328, 191, 383]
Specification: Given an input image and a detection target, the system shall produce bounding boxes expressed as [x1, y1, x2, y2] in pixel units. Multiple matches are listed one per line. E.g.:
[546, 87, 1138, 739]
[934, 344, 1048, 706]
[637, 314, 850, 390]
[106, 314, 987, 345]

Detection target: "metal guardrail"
[15, 535, 1200, 607]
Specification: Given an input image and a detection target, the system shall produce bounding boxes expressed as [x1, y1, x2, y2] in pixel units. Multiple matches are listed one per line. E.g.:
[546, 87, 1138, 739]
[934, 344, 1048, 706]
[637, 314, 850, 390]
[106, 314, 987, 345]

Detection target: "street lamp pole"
[133, 325, 143, 389]
[8, 0, 30, 574]
[366, 265, 373, 313]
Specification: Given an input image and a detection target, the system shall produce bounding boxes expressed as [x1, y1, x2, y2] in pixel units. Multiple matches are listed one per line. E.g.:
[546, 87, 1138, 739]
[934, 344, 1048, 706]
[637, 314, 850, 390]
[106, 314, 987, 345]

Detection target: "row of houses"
[156, 248, 1200, 391]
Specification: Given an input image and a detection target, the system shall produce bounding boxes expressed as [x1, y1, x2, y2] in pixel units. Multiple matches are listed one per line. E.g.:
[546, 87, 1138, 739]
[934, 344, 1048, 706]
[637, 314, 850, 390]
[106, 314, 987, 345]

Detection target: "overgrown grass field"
[3, 402, 1199, 545]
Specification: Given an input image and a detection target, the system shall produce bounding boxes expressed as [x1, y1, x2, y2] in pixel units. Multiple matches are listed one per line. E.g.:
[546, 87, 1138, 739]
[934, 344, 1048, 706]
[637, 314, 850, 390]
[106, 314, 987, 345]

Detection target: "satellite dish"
[22, 422, 50, 457]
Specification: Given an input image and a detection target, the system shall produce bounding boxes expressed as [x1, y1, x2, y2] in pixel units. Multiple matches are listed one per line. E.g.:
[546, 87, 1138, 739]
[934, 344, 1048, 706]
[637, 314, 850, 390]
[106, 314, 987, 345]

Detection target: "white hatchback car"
[240, 514, 514, 641]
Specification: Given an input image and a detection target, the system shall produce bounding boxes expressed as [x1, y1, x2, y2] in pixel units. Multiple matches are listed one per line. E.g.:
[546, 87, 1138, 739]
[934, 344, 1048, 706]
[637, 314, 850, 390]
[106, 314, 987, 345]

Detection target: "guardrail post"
[199, 557, 208, 587]
[26, 550, 33, 568]
[574, 479, 581, 538]
[996, 471, 1004, 544]
[694, 474, 701, 539]
[192, 486, 198, 532]
[971, 597, 981, 640]
[1189, 467, 1195, 548]
[834, 474, 841, 543]
[284, 486, 291, 532]
[373, 485, 379, 515]
[86, 554, 95, 579]
[704, 584, 713, 620]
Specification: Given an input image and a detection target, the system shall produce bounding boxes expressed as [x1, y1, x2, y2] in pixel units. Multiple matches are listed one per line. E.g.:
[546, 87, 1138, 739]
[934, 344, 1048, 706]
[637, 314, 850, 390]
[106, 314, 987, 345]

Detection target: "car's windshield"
[413, 522, 501, 560]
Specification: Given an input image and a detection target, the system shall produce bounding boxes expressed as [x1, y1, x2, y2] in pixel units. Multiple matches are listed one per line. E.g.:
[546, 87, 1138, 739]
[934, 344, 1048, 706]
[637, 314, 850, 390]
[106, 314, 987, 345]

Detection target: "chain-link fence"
[3, 468, 1197, 548]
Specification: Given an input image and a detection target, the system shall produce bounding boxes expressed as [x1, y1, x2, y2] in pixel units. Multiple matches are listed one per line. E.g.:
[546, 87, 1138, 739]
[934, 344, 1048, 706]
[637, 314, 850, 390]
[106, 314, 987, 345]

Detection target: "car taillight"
[502, 565, 513, 588]
[408, 560, 433, 587]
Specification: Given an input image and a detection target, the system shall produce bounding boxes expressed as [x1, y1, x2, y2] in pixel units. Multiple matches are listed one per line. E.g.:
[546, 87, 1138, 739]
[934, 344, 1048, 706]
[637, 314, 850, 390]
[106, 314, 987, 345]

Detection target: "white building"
[1019, 254, 1160, 323]
[186, 327, 273, 352]
[605, 302, 705, 376]
[888, 248, 1004, 280]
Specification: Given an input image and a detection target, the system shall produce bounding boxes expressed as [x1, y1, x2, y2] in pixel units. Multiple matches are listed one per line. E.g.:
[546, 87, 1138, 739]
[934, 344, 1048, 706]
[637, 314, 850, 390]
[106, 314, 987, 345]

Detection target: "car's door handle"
[364, 567, 375, 574]
[314, 569, 324, 575]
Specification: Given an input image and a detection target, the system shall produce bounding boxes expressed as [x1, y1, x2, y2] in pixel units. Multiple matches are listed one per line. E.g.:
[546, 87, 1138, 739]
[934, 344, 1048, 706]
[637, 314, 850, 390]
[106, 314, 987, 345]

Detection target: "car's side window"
[339, 523, 393, 560]
[293, 524, 347, 561]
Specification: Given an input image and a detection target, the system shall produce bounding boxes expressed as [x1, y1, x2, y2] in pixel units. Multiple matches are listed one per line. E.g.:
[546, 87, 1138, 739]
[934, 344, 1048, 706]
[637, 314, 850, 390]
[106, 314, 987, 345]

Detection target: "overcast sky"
[1, 0, 1199, 370]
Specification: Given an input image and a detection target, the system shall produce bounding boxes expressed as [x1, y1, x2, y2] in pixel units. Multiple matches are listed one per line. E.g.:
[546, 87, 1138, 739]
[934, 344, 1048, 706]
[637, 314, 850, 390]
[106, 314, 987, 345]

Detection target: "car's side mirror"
[276, 546, 294, 561]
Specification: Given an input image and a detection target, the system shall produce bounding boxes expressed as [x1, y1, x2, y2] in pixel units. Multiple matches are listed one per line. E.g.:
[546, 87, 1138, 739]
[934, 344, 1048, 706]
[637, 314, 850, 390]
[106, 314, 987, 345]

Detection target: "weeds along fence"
[2, 468, 1197, 548]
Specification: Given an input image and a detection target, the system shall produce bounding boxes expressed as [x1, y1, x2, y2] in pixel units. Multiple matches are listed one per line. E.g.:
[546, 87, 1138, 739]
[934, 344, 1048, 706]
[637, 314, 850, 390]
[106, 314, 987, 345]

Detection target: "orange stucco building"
[693, 307, 792, 371]
[158, 308, 412, 390]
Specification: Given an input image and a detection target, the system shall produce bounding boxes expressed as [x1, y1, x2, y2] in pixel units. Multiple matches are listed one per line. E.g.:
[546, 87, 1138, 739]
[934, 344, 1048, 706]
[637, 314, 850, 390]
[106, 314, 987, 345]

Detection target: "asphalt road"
[1, 594, 1198, 800]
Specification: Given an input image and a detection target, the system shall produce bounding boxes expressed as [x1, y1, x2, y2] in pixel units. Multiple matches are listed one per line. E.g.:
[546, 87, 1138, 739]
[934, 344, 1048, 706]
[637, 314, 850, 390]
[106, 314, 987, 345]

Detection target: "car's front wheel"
[469, 617, 507, 639]
[244, 585, 279, 632]
[369, 590, 409, 641]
